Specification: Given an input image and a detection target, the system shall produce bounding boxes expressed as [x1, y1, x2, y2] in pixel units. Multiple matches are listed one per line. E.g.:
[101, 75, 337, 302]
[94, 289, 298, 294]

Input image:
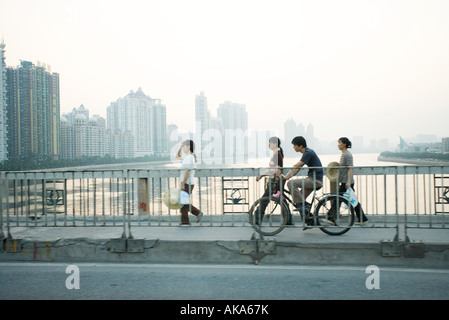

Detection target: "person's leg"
[254, 188, 271, 224]
[349, 183, 368, 223]
[302, 178, 322, 202]
[287, 178, 307, 205]
[184, 184, 200, 216]
[180, 204, 190, 225]
[180, 184, 200, 224]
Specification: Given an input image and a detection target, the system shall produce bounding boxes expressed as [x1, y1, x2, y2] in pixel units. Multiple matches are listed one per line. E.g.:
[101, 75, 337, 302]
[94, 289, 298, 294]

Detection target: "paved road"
[1, 263, 448, 301]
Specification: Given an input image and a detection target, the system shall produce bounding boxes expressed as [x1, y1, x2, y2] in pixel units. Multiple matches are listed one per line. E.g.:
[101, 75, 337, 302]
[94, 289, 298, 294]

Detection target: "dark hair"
[183, 139, 197, 162]
[291, 136, 307, 148]
[339, 137, 352, 148]
[269, 136, 284, 158]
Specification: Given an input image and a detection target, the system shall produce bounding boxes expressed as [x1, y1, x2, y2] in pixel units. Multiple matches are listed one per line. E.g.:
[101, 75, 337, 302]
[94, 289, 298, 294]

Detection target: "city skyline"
[1, 0, 448, 145]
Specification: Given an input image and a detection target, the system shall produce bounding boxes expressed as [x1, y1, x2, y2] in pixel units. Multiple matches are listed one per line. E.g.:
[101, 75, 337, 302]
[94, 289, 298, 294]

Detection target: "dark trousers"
[255, 187, 292, 225]
[180, 184, 200, 224]
[336, 183, 368, 222]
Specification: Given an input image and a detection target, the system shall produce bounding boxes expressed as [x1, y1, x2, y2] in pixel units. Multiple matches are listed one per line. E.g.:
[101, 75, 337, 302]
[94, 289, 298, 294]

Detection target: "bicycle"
[248, 182, 355, 236]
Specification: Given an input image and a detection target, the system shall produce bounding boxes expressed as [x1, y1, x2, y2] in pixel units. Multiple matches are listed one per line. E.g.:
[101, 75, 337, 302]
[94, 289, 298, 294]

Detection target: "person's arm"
[282, 160, 305, 180]
[176, 145, 183, 160]
[346, 166, 353, 189]
[257, 167, 283, 181]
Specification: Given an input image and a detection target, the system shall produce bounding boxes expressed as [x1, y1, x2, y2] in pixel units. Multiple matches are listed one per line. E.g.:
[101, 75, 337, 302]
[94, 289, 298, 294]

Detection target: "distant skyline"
[1, 0, 448, 144]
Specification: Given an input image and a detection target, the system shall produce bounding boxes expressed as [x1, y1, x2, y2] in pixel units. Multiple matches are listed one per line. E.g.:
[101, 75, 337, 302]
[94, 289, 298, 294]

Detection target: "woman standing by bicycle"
[254, 137, 292, 225]
[337, 137, 368, 224]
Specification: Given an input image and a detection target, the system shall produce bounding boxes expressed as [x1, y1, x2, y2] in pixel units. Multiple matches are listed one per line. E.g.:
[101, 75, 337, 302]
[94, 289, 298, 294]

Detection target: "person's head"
[269, 136, 280, 149]
[182, 139, 195, 154]
[291, 136, 307, 153]
[181, 139, 198, 162]
[338, 137, 352, 151]
[269, 136, 284, 157]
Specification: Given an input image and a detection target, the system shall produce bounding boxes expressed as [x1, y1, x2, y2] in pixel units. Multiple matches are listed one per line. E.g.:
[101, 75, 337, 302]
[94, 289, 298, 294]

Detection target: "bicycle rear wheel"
[249, 196, 288, 236]
[314, 194, 355, 236]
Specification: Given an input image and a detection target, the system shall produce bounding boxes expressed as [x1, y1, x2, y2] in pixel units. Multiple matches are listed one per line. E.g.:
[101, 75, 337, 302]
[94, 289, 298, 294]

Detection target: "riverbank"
[377, 155, 449, 166]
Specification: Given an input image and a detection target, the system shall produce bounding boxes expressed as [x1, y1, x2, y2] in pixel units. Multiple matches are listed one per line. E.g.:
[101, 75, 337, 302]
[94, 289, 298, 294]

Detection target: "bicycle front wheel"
[249, 196, 288, 236]
[314, 194, 355, 236]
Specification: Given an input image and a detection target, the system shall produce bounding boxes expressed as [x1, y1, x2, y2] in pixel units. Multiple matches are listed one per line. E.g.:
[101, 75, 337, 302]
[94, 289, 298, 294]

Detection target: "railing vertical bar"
[383, 173, 387, 227]
[93, 175, 97, 226]
[394, 167, 400, 241]
[24, 177, 29, 226]
[84, 172, 88, 226]
[442, 167, 446, 228]
[63, 176, 68, 227]
[6, 173, 12, 238]
[52, 174, 57, 226]
[32, 173, 37, 226]
[428, 167, 432, 227]
[122, 170, 127, 237]
[42, 174, 48, 227]
[101, 171, 105, 226]
[72, 172, 75, 226]
[422, 173, 427, 215]
[13, 176, 17, 226]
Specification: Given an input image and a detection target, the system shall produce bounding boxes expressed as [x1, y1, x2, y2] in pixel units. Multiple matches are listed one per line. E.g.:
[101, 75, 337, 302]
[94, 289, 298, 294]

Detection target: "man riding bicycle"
[282, 136, 323, 216]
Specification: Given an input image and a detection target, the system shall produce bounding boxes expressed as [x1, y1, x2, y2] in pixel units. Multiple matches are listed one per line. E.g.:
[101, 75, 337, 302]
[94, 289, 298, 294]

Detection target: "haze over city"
[1, 0, 448, 145]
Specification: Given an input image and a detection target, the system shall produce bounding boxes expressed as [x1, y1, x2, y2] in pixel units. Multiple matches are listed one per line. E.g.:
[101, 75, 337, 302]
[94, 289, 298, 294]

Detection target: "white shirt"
[180, 154, 196, 185]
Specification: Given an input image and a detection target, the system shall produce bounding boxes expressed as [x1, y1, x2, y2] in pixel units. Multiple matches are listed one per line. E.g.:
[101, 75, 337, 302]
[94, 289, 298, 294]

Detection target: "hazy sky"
[1, 0, 448, 145]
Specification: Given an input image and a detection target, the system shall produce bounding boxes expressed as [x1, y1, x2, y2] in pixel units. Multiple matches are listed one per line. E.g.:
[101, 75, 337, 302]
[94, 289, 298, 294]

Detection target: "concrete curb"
[1, 237, 448, 269]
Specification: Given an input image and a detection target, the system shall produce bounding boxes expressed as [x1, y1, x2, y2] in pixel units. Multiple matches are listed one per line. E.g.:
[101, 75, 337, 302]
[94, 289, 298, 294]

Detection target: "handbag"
[179, 190, 191, 205]
[343, 187, 359, 207]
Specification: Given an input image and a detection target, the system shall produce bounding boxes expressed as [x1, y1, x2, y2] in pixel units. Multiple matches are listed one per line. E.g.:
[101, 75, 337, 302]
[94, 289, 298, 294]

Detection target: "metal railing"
[1, 165, 449, 238]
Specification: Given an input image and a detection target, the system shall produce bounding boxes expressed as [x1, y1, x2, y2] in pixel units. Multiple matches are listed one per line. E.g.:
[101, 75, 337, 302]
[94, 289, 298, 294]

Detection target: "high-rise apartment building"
[107, 88, 167, 157]
[217, 101, 248, 163]
[6, 60, 60, 159]
[284, 118, 297, 157]
[0, 40, 8, 162]
[60, 105, 113, 159]
[218, 101, 248, 133]
[195, 91, 211, 135]
[442, 138, 449, 154]
[283, 118, 317, 156]
[151, 99, 167, 156]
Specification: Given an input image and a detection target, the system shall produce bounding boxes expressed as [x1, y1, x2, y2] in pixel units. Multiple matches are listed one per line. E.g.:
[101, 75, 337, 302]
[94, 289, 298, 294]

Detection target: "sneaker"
[179, 223, 191, 226]
[272, 191, 286, 200]
[321, 218, 336, 226]
[355, 219, 368, 225]
[197, 211, 203, 223]
[303, 215, 315, 230]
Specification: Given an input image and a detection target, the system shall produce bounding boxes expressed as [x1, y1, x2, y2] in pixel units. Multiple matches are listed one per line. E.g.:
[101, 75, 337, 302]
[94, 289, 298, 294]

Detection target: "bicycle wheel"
[314, 194, 355, 236]
[249, 196, 288, 236]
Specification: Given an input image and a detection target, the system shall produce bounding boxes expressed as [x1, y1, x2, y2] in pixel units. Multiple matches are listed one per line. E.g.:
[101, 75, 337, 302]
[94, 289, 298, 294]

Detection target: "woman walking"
[336, 137, 368, 224]
[176, 140, 203, 225]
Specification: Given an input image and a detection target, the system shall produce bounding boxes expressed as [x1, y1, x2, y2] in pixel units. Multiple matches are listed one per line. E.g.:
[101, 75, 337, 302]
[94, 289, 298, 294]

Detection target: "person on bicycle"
[254, 137, 293, 225]
[282, 136, 323, 217]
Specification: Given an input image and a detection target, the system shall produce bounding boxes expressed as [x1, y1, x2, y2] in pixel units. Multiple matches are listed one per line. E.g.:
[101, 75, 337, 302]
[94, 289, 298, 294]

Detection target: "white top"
[180, 154, 196, 185]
